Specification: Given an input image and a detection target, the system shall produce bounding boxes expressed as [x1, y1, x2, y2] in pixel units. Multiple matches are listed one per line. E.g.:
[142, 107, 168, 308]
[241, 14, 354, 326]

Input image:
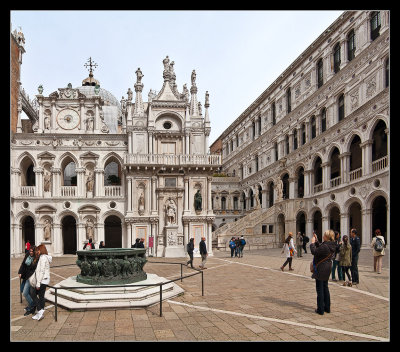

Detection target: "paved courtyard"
[10, 247, 389, 342]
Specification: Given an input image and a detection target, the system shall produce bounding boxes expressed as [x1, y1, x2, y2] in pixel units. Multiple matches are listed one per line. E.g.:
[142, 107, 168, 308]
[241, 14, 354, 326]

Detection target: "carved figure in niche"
[43, 218, 51, 241]
[194, 190, 202, 211]
[44, 115, 50, 130]
[86, 218, 94, 239]
[121, 256, 131, 277]
[277, 179, 284, 201]
[165, 199, 176, 225]
[86, 172, 94, 192]
[43, 172, 51, 192]
[85, 114, 94, 131]
[138, 192, 145, 214]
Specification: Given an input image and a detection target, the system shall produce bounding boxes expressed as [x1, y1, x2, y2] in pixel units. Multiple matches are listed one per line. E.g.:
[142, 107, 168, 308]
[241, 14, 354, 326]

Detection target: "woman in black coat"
[18, 246, 38, 315]
[310, 230, 337, 315]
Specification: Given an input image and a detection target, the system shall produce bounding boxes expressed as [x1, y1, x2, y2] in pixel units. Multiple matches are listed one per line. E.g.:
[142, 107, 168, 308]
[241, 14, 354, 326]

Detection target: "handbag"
[310, 252, 333, 273]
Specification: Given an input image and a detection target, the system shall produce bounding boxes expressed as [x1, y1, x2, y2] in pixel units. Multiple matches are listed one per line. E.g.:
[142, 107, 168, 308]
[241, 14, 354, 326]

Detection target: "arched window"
[282, 174, 289, 199]
[311, 115, 316, 139]
[285, 135, 289, 155]
[347, 29, 356, 61]
[317, 59, 324, 88]
[230, 139, 234, 152]
[321, 108, 327, 132]
[242, 192, 246, 210]
[274, 142, 278, 161]
[268, 182, 274, 207]
[372, 120, 387, 161]
[297, 168, 304, 198]
[249, 189, 254, 208]
[333, 43, 341, 73]
[293, 129, 298, 150]
[255, 155, 259, 172]
[370, 11, 381, 41]
[314, 157, 323, 189]
[385, 58, 389, 88]
[233, 196, 238, 210]
[330, 148, 341, 185]
[286, 88, 292, 113]
[258, 185, 262, 207]
[221, 197, 226, 210]
[350, 135, 362, 171]
[63, 161, 77, 186]
[252, 121, 256, 140]
[272, 102, 276, 125]
[258, 116, 262, 135]
[338, 94, 345, 122]
[104, 160, 121, 185]
[301, 124, 306, 145]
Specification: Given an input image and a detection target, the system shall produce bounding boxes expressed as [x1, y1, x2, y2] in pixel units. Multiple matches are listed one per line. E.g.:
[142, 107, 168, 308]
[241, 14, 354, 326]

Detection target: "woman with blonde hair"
[310, 229, 337, 315]
[29, 244, 52, 321]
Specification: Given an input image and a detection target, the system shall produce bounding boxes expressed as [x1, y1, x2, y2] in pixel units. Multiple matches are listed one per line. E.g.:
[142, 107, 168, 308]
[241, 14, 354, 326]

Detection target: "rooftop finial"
[84, 57, 98, 76]
[82, 57, 100, 86]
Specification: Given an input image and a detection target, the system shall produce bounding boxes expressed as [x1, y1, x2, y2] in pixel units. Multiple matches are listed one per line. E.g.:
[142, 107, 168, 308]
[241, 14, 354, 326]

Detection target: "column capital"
[321, 161, 331, 168]
[360, 139, 374, 148]
[339, 152, 351, 159]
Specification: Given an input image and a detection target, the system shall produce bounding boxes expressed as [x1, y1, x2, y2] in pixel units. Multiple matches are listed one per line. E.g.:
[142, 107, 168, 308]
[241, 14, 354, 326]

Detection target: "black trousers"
[351, 255, 359, 283]
[30, 283, 47, 311]
[187, 252, 194, 268]
[282, 257, 292, 269]
[342, 266, 352, 281]
[315, 279, 330, 314]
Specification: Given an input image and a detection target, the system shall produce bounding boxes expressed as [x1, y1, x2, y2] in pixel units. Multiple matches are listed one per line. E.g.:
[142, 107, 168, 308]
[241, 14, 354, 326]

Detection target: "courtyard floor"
[10, 247, 389, 342]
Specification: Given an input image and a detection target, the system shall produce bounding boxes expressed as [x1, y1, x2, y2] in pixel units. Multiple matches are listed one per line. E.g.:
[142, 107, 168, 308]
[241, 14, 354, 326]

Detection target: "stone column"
[360, 139, 373, 176]
[340, 212, 349, 241]
[77, 222, 86, 250]
[94, 99, 99, 132]
[361, 208, 372, 248]
[53, 222, 62, 255]
[148, 132, 153, 154]
[322, 216, 329, 234]
[208, 222, 213, 255]
[305, 118, 310, 144]
[127, 176, 133, 213]
[151, 176, 157, 215]
[11, 224, 20, 257]
[97, 223, 105, 246]
[185, 133, 190, 154]
[126, 222, 132, 248]
[288, 177, 296, 199]
[207, 177, 213, 214]
[38, 97, 44, 133]
[128, 131, 133, 154]
[51, 167, 61, 197]
[34, 167, 43, 198]
[339, 152, 351, 183]
[94, 169, 104, 197]
[321, 162, 330, 190]
[304, 170, 312, 197]
[79, 100, 84, 131]
[277, 137, 284, 160]
[288, 130, 294, 153]
[306, 219, 314, 238]
[184, 177, 190, 214]
[75, 168, 85, 197]
[51, 99, 57, 132]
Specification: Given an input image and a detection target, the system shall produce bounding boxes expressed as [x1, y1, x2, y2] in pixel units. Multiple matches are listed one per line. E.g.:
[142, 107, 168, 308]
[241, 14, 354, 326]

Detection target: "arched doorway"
[329, 207, 341, 234]
[277, 214, 285, 245]
[296, 212, 306, 236]
[22, 216, 35, 250]
[62, 215, 77, 254]
[349, 202, 362, 245]
[313, 210, 322, 242]
[249, 189, 254, 208]
[105, 215, 122, 248]
[372, 196, 387, 243]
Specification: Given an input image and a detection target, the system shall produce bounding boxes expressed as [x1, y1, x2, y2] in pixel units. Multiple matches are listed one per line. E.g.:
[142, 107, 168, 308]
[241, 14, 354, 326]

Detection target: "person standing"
[139, 238, 145, 248]
[310, 230, 336, 315]
[25, 240, 31, 254]
[29, 244, 52, 321]
[18, 246, 38, 316]
[331, 231, 343, 282]
[370, 229, 386, 274]
[83, 237, 94, 250]
[239, 235, 246, 258]
[296, 232, 303, 258]
[229, 237, 236, 258]
[280, 232, 296, 271]
[339, 235, 352, 286]
[302, 233, 309, 254]
[350, 229, 360, 285]
[235, 237, 241, 257]
[187, 238, 195, 268]
[99, 241, 105, 248]
[132, 238, 141, 248]
[199, 237, 208, 270]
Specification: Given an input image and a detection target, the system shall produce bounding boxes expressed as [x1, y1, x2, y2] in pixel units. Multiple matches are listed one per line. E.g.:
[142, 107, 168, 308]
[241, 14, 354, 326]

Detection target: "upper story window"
[230, 139, 234, 152]
[311, 115, 316, 139]
[338, 94, 345, 122]
[293, 129, 298, 150]
[370, 11, 381, 41]
[317, 59, 324, 88]
[286, 88, 292, 113]
[285, 135, 289, 155]
[321, 108, 327, 133]
[301, 124, 306, 145]
[274, 142, 278, 161]
[272, 102, 276, 125]
[385, 58, 389, 88]
[258, 116, 262, 135]
[255, 155, 259, 172]
[333, 43, 341, 73]
[347, 29, 356, 61]
[252, 121, 256, 140]
[236, 134, 239, 147]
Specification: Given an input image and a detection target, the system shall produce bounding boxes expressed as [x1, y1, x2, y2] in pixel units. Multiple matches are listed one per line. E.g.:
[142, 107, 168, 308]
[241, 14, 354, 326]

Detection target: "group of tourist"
[18, 243, 52, 321]
[228, 236, 247, 258]
[186, 236, 211, 270]
[279, 228, 386, 316]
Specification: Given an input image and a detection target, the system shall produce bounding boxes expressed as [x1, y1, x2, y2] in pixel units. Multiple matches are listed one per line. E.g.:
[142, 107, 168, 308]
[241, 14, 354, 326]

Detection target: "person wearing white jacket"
[280, 232, 297, 271]
[370, 229, 386, 274]
[29, 244, 52, 321]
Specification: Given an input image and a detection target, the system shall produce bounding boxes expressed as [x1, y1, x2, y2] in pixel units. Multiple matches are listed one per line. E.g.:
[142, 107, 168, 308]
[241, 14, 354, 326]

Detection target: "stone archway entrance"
[313, 211, 322, 242]
[105, 215, 122, 248]
[62, 215, 77, 254]
[296, 212, 306, 235]
[372, 196, 387, 243]
[22, 216, 35, 251]
[329, 207, 340, 235]
[349, 202, 362, 245]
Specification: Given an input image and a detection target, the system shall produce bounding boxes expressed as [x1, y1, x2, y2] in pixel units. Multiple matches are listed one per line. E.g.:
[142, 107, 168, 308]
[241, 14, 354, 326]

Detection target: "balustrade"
[372, 155, 388, 173]
[125, 154, 221, 166]
[21, 186, 35, 196]
[349, 167, 362, 181]
[61, 186, 77, 197]
[105, 186, 122, 197]
[313, 183, 323, 193]
[330, 176, 341, 188]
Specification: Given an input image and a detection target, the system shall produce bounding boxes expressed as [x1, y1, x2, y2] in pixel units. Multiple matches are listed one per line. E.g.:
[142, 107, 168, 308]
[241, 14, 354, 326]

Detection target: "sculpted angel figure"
[191, 70, 196, 86]
[127, 88, 133, 101]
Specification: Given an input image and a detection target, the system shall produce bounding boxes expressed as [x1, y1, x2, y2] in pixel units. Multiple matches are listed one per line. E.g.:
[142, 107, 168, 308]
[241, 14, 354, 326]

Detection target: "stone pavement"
[10, 247, 389, 342]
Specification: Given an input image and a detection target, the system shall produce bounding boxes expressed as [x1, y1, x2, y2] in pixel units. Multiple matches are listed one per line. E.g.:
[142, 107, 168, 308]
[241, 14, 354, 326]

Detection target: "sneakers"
[32, 309, 44, 321]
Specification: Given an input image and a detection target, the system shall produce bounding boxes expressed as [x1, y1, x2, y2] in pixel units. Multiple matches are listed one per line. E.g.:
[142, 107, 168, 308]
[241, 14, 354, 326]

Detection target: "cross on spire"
[84, 57, 98, 74]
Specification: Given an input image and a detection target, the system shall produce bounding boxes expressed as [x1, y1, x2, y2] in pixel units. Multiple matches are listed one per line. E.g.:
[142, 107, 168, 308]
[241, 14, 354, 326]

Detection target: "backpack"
[229, 241, 236, 249]
[374, 237, 384, 252]
[240, 239, 246, 246]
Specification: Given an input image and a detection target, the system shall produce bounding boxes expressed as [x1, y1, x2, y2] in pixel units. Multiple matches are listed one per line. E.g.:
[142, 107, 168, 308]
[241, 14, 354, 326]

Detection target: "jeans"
[230, 247, 235, 257]
[315, 279, 330, 314]
[351, 254, 359, 283]
[20, 279, 34, 307]
[303, 243, 307, 253]
[200, 254, 207, 268]
[239, 246, 244, 257]
[31, 283, 47, 311]
[235, 247, 239, 257]
[331, 260, 343, 280]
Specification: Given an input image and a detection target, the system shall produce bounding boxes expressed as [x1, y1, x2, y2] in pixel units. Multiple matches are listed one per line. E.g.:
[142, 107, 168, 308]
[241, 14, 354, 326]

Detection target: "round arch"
[343, 132, 363, 154]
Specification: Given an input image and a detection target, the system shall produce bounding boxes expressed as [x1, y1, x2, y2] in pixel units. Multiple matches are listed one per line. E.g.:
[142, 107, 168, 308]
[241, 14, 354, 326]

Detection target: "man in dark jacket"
[310, 231, 337, 315]
[350, 229, 360, 284]
[187, 238, 195, 268]
[199, 237, 208, 269]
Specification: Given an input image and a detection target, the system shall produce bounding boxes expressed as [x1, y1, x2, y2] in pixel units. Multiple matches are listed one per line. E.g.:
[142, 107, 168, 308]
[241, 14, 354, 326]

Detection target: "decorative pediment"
[35, 205, 57, 213]
[58, 84, 79, 99]
[78, 205, 101, 213]
[37, 151, 56, 160]
[79, 151, 100, 160]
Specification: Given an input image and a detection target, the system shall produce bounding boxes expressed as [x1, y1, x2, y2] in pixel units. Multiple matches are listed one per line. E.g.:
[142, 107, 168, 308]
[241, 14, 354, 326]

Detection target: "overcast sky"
[11, 10, 344, 145]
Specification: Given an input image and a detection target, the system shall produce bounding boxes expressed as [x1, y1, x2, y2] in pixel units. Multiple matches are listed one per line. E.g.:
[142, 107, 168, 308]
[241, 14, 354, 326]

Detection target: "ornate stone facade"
[211, 11, 389, 250]
[11, 54, 220, 257]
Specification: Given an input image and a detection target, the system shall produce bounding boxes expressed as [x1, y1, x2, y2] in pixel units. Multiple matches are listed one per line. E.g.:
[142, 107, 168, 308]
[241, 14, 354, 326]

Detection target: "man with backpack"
[370, 229, 386, 274]
[238, 235, 246, 258]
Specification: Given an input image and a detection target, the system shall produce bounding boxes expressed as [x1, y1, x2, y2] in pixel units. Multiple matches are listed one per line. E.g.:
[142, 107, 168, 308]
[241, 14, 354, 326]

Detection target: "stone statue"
[205, 91, 210, 106]
[120, 96, 126, 110]
[43, 172, 51, 192]
[43, 218, 51, 241]
[138, 192, 145, 214]
[86, 172, 94, 192]
[86, 218, 94, 239]
[44, 115, 50, 130]
[277, 179, 284, 201]
[198, 102, 202, 115]
[255, 189, 261, 209]
[127, 88, 133, 101]
[181, 84, 189, 101]
[166, 199, 176, 225]
[85, 115, 94, 131]
[194, 190, 202, 211]
[163, 56, 170, 71]
[135, 67, 144, 85]
[191, 70, 196, 86]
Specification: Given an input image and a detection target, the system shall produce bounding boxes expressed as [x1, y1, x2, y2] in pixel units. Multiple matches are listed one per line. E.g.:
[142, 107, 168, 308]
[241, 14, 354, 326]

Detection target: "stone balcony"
[124, 154, 221, 167]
